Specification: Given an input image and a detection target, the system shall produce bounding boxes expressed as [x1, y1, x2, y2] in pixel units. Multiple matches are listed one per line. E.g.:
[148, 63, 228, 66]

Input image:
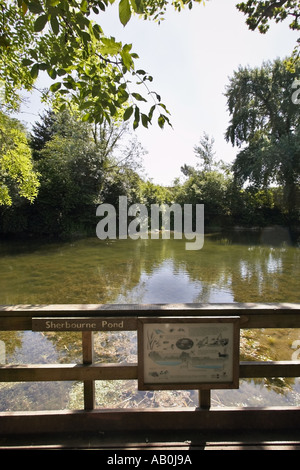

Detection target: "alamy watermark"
[96, 196, 204, 250]
[291, 78, 300, 104]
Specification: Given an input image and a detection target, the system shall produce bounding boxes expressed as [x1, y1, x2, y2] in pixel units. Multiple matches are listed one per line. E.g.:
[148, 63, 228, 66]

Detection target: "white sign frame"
[138, 317, 240, 390]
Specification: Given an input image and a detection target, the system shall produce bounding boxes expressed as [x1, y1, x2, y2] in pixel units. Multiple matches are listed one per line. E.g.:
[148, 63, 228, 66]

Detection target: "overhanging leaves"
[100, 37, 122, 55]
[34, 14, 48, 32]
[119, 0, 132, 26]
[0, 0, 184, 128]
[124, 106, 134, 121]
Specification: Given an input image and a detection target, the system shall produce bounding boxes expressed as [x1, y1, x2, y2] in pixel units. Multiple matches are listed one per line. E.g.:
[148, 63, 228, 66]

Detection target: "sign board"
[32, 317, 137, 331]
[138, 317, 240, 390]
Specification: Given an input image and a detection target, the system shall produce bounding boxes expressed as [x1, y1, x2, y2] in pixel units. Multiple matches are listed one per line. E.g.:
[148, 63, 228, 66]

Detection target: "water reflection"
[116, 259, 234, 304]
[0, 230, 299, 305]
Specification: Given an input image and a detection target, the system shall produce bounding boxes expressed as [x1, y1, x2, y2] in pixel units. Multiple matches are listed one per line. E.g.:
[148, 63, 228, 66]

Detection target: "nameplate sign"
[32, 317, 137, 331]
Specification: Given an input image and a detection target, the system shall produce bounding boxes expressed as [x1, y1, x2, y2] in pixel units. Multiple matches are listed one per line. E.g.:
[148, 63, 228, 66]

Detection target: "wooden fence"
[1, 303, 300, 435]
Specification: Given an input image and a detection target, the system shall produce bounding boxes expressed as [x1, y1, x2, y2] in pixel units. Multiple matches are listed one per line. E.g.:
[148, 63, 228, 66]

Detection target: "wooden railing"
[1, 303, 300, 435]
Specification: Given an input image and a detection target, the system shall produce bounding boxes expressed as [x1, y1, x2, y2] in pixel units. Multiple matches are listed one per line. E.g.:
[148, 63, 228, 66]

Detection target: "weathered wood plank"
[1, 303, 300, 330]
[1, 407, 300, 435]
[0, 363, 138, 382]
[0, 361, 299, 383]
[0, 317, 33, 331]
[240, 361, 300, 378]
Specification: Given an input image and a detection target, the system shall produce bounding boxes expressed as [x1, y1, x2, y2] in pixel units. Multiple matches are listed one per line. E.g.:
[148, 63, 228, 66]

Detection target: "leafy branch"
[236, 0, 300, 68]
[1, 0, 200, 128]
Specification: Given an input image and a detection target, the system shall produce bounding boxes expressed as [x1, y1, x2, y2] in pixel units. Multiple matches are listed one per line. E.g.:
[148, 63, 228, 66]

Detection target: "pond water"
[0, 227, 300, 411]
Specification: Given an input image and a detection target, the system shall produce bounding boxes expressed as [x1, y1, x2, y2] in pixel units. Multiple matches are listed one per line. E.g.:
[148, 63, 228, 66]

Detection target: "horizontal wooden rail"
[1, 302, 300, 329]
[0, 363, 138, 382]
[1, 361, 300, 382]
[239, 361, 300, 378]
[2, 407, 300, 435]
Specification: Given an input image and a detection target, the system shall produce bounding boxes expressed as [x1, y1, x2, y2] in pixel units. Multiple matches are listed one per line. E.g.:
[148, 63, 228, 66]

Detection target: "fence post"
[198, 390, 211, 410]
[82, 331, 95, 410]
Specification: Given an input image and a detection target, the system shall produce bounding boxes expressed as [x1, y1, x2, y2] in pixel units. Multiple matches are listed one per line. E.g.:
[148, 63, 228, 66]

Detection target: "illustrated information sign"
[138, 317, 240, 390]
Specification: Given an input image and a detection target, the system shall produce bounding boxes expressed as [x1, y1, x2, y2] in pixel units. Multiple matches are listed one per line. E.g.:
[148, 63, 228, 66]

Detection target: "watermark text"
[96, 196, 204, 250]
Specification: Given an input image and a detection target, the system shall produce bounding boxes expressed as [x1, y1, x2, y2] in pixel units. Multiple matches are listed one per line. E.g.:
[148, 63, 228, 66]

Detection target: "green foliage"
[119, 0, 132, 26]
[237, 0, 300, 34]
[0, 2, 37, 111]
[194, 132, 216, 172]
[0, 0, 298, 131]
[225, 59, 300, 146]
[226, 182, 286, 227]
[193, 132, 228, 173]
[177, 131, 232, 225]
[176, 170, 231, 226]
[30, 109, 57, 158]
[176, 129, 291, 228]
[0, 101, 297, 237]
[6, 109, 146, 236]
[0, 0, 205, 127]
[0, 112, 40, 205]
[226, 58, 300, 222]
[236, 0, 300, 69]
[139, 179, 173, 207]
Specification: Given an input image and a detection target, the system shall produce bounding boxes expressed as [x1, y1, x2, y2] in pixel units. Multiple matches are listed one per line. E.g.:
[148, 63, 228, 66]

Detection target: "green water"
[0, 227, 300, 411]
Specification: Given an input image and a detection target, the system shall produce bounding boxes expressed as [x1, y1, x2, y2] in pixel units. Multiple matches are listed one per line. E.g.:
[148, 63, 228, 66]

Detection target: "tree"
[236, 0, 300, 68]
[31, 108, 145, 178]
[139, 179, 173, 207]
[181, 131, 228, 177]
[226, 59, 300, 146]
[0, 0, 206, 128]
[194, 132, 216, 172]
[30, 109, 56, 158]
[1, 1, 298, 129]
[175, 169, 230, 226]
[177, 133, 232, 226]
[0, 112, 40, 205]
[193, 131, 228, 173]
[237, 0, 300, 34]
[27, 109, 145, 235]
[225, 59, 300, 221]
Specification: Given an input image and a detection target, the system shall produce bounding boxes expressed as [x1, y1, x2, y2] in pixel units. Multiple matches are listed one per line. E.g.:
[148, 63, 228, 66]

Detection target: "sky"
[16, 0, 299, 186]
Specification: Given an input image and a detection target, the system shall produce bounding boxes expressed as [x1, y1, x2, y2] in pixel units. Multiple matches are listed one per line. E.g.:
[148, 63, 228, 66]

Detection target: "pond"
[0, 226, 299, 411]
